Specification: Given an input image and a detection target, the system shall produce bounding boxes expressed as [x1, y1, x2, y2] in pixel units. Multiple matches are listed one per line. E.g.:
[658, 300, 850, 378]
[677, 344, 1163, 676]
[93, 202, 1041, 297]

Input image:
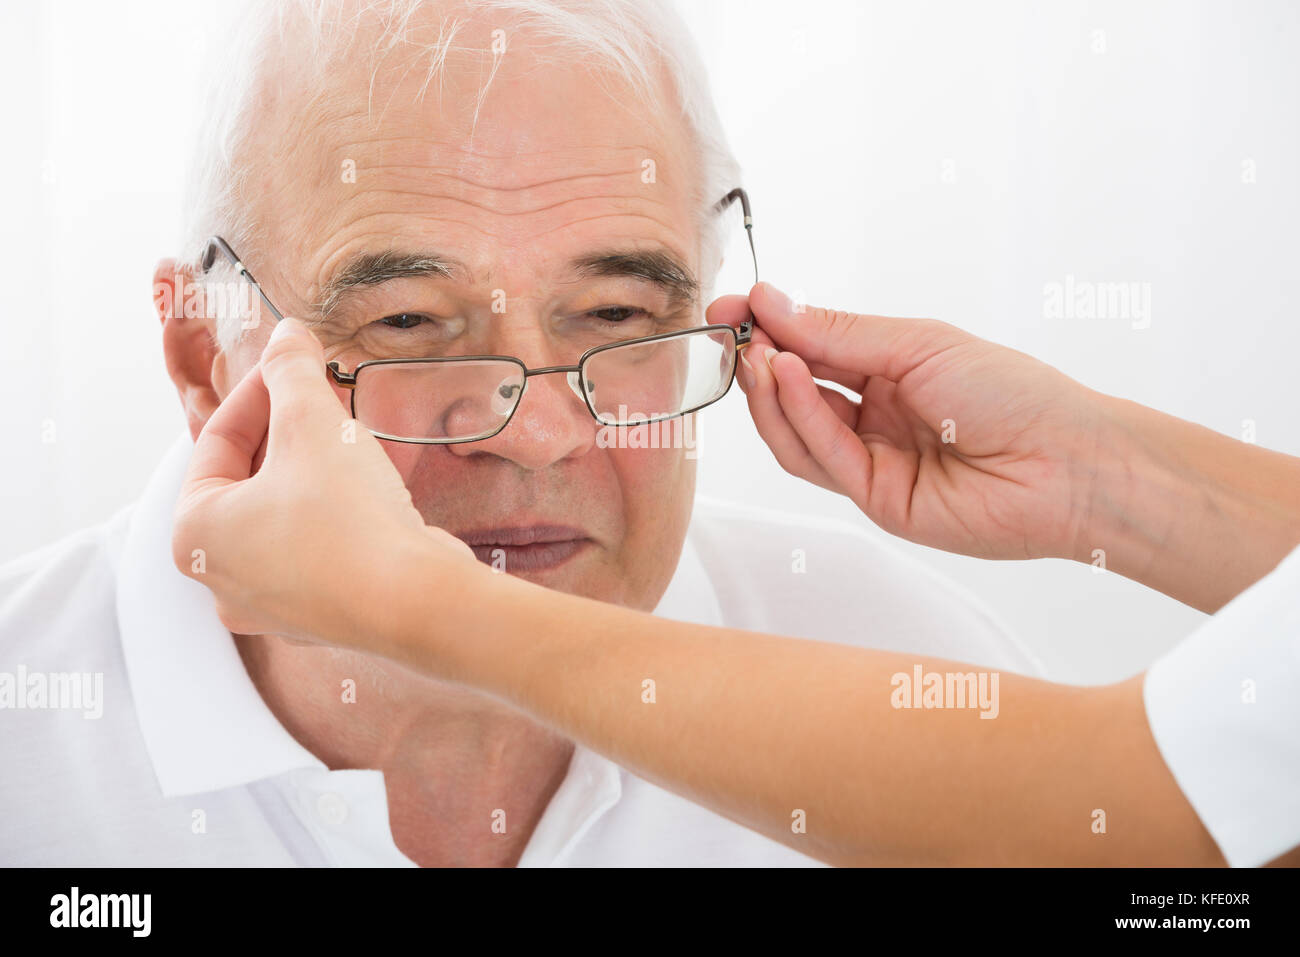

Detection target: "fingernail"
[738, 351, 755, 390]
[763, 347, 779, 370]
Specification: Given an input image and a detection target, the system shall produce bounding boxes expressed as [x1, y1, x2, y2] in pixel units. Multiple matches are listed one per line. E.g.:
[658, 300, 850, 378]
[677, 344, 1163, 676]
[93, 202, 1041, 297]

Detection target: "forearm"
[387, 551, 1224, 866]
[1080, 391, 1300, 612]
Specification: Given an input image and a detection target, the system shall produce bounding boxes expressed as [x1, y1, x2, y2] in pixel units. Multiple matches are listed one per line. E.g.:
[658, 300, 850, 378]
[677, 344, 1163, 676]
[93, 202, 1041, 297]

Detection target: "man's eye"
[589, 306, 646, 323]
[378, 313, 427, 329]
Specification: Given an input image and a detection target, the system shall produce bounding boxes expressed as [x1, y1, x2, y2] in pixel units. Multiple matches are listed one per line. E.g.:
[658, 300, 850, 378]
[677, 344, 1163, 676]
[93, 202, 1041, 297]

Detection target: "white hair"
[179, 0, 743, 351]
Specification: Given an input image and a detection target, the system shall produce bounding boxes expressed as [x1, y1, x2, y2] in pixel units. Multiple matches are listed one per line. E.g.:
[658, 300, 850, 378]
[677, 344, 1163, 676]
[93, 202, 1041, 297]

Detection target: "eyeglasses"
[200, 188, 758, 444]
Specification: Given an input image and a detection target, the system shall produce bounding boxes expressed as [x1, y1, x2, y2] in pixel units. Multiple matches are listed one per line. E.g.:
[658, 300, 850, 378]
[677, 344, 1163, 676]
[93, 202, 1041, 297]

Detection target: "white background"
[3, 0, 1297, 683]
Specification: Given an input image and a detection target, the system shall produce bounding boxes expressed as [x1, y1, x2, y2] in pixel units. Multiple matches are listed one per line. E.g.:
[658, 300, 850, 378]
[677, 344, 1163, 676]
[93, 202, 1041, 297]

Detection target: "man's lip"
[453, 524, 591, 548]
[467, 539, 590, 571]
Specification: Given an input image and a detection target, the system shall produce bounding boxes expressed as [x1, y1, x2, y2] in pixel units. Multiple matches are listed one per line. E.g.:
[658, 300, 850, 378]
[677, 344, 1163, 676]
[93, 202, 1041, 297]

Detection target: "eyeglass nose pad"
[565, 370, 589, 404]
[492, 376, 526, 416]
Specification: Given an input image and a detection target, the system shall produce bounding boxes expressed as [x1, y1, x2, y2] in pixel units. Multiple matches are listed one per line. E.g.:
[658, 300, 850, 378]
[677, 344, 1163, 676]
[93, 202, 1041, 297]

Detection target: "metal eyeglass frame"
[200, 187, 759, 444]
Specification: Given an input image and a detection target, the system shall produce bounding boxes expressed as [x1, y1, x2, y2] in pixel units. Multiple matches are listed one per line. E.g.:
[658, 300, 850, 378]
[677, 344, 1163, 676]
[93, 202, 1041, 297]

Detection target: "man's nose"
[448, 362, 596, 468]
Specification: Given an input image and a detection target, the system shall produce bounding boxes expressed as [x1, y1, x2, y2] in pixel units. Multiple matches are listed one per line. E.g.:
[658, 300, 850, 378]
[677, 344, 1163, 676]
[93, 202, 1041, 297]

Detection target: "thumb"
[258, 317, 334, 422]
[181, 361, 270, 495]
[747, 282, 966, 382]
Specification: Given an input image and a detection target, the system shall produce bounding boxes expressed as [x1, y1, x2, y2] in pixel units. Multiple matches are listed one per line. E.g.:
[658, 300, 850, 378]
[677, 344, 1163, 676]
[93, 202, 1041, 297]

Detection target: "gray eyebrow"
[570, 248, 699, 307]
[312, 244, 699, 319]
[313, 250, 462, 318]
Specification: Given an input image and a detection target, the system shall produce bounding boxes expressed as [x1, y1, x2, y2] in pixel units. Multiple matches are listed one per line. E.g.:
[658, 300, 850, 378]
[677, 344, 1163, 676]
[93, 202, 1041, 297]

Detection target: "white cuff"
[1143, 545, 1300, 867]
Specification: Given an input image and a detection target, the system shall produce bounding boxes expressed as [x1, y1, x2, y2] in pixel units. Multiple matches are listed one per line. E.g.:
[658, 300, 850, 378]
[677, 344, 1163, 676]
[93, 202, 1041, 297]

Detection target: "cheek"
[376, 436, 427, 482]
[602, 445, 695, 609]
[329, 380, 352, 411]
[332, 382, 427, 480]
[607, 444, 694, 542]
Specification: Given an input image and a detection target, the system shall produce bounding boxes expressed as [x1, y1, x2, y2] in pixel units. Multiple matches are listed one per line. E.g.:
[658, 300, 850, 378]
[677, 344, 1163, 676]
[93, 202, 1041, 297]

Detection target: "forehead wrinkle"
[299, 152, 687, 255]
[325, 183, 676, 222]
[323, 151, 674, 202]
[243, 26, 705, 278]
[327, 131, 662, 166]
[304, 183, 691, 274]
[301, 103, 676, 191]
[336, 169, 664, 207]
[529, 210, 695, 256]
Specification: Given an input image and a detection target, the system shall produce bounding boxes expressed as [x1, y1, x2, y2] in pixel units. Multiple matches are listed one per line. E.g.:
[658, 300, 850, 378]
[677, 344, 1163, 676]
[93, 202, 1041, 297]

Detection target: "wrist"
[1076, 390, 1300, 609]
[1073, 391, 1200, 569]
[368, 529, 494, 678]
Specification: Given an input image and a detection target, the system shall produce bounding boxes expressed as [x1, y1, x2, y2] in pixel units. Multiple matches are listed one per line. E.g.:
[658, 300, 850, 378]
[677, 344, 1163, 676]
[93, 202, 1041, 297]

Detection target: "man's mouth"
[455, 525, 593, 574]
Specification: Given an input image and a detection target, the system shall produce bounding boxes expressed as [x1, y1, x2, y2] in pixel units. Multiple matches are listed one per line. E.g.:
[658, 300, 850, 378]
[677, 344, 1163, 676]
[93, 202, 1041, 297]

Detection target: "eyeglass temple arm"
[200, 236, 287, 325]
[713, 188, 758, 349]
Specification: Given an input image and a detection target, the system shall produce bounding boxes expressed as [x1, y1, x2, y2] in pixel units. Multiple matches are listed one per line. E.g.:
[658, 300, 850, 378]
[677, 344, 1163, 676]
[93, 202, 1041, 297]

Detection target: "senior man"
[0, 0, 1038, 866]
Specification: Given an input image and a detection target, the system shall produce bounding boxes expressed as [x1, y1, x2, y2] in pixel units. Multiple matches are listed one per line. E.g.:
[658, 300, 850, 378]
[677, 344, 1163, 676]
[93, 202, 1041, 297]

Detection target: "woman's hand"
[713, 284, 1102, 562]
[171, 318, 477, 649]
[712, 283, 1300, 610]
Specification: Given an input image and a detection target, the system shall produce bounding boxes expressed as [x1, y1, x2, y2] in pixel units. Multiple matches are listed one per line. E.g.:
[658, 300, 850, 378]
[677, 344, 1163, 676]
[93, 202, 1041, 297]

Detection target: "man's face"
[224, 24, 703, 611]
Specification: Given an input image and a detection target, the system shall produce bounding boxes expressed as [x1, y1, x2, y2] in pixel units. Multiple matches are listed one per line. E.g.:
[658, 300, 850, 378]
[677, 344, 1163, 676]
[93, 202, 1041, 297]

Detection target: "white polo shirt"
[0, 432, 1040, 867]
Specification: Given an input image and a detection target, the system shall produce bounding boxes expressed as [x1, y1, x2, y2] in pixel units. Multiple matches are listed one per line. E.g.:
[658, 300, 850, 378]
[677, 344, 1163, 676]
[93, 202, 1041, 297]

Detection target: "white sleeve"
[1142, 544, 1300, 867]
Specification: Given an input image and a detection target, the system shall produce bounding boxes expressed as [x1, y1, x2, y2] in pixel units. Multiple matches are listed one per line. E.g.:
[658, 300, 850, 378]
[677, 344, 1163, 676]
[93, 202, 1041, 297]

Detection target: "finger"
[805, 361, 867, 395]
[817, 383, 861, 429]
[746, 282, 967, 382]
[250, 429, 270, 476]
[750, 320, 866, 394]
[710, 295, 756, 395]
[738, 325, 778, 394]
[713, 295, 834, 394]
[258, 317, 337, 447]
[705, 294, 752, 331]
[183, 361, 270, 492]
[767, 349, 873, 506]
[742, 344, 842, 495]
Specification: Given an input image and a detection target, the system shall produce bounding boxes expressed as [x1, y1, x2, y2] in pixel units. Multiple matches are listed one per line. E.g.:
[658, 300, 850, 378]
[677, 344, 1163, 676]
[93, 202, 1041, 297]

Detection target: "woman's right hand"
[711, 284, 1106, 563]
[172, 318, 479, 651]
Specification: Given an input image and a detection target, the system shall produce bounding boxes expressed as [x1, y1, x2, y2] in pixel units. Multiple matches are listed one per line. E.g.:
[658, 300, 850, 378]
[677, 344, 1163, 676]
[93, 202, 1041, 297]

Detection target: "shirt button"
[316, 792, 349, 826]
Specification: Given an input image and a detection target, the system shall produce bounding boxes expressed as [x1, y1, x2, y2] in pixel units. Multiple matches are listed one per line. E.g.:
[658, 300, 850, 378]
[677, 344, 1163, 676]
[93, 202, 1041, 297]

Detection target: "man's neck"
[235, 635, 574, 867]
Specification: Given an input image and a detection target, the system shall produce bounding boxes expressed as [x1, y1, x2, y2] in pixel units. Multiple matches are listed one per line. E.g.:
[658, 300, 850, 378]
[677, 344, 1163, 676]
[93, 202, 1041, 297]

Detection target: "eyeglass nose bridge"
[515, 362, 592, 407]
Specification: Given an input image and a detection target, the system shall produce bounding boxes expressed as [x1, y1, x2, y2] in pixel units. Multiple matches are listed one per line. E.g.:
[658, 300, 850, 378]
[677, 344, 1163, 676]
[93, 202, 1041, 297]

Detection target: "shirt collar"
[115, 431, 726, 824]
[115, 432, 325, 797]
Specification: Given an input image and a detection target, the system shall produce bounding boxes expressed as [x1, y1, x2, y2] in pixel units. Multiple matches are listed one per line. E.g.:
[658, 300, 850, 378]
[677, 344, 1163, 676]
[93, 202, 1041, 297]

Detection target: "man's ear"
[154, 257, 226, 442]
